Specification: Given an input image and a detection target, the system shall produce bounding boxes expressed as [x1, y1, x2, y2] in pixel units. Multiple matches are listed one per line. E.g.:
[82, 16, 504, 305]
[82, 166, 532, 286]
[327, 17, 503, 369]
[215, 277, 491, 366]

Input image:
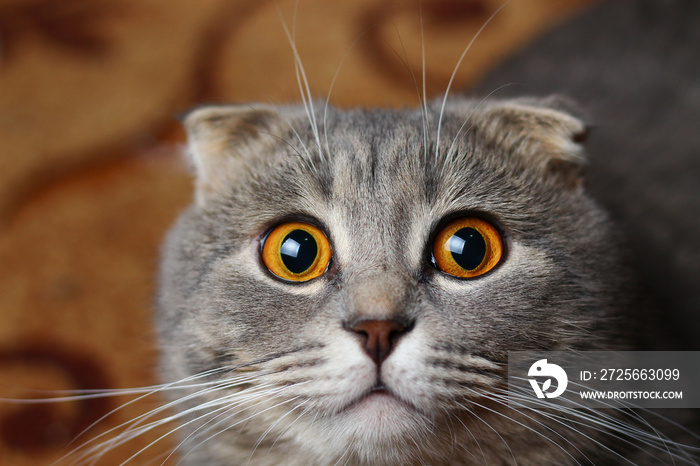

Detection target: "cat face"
[157, 98, 628, 464]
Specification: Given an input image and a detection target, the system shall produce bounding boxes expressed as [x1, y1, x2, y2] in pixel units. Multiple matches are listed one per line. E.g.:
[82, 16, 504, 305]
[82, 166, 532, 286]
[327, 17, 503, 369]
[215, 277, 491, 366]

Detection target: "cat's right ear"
[182, 104, 283, 204]
[479, 96, 590, 188]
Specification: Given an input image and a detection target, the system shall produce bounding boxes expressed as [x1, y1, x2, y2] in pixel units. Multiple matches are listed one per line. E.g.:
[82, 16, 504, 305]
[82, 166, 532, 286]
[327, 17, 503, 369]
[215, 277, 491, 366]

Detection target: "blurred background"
[0, 0, 595, 463]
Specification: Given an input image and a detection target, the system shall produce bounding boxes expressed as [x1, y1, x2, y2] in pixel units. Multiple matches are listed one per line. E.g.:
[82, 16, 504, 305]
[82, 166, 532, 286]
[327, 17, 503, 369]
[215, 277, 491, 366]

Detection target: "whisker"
[493, 384, 697, 463]
[179, 393, 305, 465]
[247, 397, 309, 463]
[463, 391, 586, 465]
[561, 378, 700, 448]
[259, 128, 318, 175]
[442, 82, 517, 178]
[322, 29, 370, 158]
[383, 22, 428, 124]
[276, 1, 325, 163]
[267, 400, 312, 454]
[441, 404, 487, 463]
[86, 383, 282, 465]
[453, 402, 515, 464]
[63, 374, 273, 465]
[117, 388, 279, 465]
[488, 389, 632, 465]
[1, 365, 233, 403]
[434, 0, 510, 161]
[419, 0, 429, 162]
[510, 376, 700, 450]
[158, 384, 291, 465]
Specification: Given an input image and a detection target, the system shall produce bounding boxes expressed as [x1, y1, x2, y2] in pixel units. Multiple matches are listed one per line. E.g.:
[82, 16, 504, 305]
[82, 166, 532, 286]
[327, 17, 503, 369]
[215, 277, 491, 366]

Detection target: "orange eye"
[262, 221, 332, 282]
[432, 217, 503, 278]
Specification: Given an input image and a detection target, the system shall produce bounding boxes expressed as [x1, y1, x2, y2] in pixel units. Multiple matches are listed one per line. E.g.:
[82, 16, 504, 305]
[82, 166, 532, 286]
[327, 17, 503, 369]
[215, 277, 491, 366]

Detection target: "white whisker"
[67, 379, 275, 465]
[435, 0, 510, 161]
[267, 400, 312, 454]
[276, 1, 325, 163]
[494, 384, 697, 464]
[454, 401, 515, 464]
[322, 30, 369, 158]
[419, 0, 429, 163]
[464, 391, 586, 465]
[180, 393, 305, 465]
[160, 385, 292, 465]
[247, 397, 309, 463]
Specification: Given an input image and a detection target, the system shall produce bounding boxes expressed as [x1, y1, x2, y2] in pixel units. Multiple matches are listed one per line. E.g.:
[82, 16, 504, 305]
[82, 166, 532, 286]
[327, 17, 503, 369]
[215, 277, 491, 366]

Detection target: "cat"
[153, 0, 700, 464]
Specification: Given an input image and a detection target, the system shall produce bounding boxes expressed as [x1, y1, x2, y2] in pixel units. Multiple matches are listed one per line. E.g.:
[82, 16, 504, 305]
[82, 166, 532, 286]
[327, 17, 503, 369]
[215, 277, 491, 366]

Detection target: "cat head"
[157, 97, 628, 464]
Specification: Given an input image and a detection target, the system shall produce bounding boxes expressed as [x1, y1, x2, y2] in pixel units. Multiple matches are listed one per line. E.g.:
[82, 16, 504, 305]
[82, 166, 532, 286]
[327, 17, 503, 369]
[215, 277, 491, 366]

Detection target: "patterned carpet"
[0, 0, 594, 463]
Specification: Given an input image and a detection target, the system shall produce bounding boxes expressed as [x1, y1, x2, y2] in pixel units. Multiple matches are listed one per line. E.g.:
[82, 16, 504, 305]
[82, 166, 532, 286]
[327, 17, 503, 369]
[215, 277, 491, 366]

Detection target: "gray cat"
[155, 0, 700, 464]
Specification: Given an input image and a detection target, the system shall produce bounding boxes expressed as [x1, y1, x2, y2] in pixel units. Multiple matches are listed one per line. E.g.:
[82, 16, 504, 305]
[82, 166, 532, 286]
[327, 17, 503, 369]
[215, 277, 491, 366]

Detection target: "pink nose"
[346, 319, 411, 365]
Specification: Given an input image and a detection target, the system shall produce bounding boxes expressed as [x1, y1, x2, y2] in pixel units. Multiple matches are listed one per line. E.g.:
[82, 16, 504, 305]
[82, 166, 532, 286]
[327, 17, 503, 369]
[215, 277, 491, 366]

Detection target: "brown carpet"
[0, 0, 595, 463]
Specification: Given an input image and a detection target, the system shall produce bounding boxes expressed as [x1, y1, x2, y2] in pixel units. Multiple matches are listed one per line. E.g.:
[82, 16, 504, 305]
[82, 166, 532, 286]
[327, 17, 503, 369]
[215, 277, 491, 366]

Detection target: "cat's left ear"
[182, 104, 284, 204]
[480, 96, 589, 186]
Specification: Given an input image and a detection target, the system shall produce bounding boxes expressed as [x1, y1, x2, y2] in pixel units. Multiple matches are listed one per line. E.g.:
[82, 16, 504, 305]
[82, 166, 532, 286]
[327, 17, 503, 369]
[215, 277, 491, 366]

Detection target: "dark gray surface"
[475, 0, 700, 348]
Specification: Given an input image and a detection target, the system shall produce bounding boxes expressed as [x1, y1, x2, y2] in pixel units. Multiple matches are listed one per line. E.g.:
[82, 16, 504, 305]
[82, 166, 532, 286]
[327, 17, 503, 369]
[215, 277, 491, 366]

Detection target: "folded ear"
[479, 96, 589, 186]
[182, 104, 283, 203]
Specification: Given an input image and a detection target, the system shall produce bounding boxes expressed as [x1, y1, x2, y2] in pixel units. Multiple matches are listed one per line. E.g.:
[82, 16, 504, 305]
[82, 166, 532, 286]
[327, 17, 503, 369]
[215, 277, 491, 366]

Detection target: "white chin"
[299, 392, 433, 464]
[342, 391, 416, 428]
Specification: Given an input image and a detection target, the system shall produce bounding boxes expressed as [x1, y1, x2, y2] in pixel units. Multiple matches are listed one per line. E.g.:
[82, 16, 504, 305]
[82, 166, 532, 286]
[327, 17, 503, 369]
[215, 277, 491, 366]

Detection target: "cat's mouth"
[366, 383, 390, 398]
[341, 381, 416, 414]
[365, 380, 391, 396]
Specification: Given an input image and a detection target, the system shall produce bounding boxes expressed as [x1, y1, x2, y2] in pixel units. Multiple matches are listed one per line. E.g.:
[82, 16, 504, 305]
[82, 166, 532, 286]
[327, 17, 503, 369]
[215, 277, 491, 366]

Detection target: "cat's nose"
[345, 318, 413, 365]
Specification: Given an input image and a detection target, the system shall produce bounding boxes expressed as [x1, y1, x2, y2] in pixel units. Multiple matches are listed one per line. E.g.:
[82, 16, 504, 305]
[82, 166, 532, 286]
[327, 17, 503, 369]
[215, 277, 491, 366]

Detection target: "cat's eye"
[261, 221, 332, 282]
[432, 217, 503, 279]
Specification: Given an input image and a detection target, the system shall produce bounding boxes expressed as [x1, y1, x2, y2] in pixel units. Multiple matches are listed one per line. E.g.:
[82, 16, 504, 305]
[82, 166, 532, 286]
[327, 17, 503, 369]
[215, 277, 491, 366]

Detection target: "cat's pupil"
[280, 230, 318, 274]
[448, 227, 486, 271]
